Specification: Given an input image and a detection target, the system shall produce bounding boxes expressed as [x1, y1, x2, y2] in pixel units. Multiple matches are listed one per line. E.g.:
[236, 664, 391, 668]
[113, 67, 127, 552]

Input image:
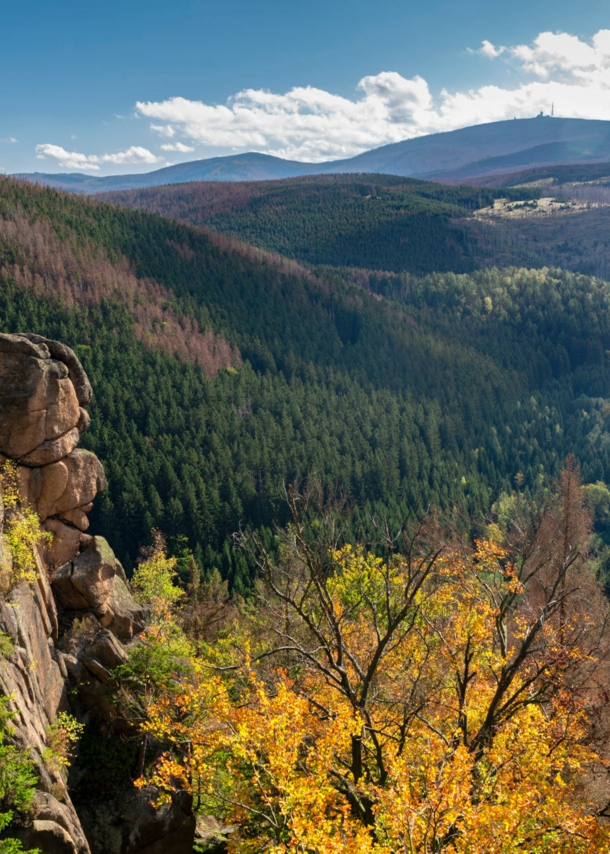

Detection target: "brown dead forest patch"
[0, 209, 241, 377]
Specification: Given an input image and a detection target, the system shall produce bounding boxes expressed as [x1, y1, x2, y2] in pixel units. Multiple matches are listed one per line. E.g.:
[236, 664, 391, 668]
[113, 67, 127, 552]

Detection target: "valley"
[3, 176, 610, 591]
[4, 116, 610, 854]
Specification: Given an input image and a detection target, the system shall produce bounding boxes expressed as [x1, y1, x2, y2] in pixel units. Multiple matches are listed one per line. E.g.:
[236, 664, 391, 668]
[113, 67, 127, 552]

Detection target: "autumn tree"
[135, 467, 610, 853]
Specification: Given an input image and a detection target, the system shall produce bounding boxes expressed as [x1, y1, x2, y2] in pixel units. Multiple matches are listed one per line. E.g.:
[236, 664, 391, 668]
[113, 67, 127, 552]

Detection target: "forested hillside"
[103, 174, 536, 274]
[104, 172, 610, 280]
[463, 160, 610, 188]
[1, 177, 610, 592]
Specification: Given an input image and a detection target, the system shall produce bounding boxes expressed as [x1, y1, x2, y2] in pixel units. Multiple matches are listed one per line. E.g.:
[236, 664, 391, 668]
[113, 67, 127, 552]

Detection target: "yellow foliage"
[0, 462, 51, 589]
[131, 545, 182, 622]
[42, 712, 84, 774]
[136, 537, 610, 853]
[141, 668, 372, 853]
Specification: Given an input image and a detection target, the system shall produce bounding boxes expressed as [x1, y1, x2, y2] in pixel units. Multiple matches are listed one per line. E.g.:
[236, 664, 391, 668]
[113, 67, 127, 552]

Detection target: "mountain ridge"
[14, 116, 610, 192]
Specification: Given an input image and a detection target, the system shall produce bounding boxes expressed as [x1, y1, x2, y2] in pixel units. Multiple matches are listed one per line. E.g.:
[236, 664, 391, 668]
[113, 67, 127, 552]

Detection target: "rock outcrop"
[0, 509, 90, 854]
[0, 333, 195, 854]
[52, 536, 148, 642]
[0, 333, 105, 567]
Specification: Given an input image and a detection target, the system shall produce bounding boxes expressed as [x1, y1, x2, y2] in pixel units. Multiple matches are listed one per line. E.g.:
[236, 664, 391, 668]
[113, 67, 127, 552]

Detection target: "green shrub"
[0, 697, 39, 853]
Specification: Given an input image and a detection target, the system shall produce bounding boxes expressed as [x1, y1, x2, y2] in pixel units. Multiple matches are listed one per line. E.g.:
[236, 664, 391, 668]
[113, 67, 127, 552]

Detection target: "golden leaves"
[135, 536, 610, 853]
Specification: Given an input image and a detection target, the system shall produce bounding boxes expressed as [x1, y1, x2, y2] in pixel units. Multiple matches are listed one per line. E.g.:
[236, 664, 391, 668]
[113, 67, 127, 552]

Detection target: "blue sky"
[2, 0, 610, 174]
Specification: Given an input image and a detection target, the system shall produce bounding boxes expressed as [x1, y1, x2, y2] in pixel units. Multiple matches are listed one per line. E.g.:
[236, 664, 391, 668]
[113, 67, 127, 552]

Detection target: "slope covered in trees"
[102, 174, 536, 275]
[464, 160, 610, 188]
[105, 173, 610, 280]
[2, 178, 610, 592]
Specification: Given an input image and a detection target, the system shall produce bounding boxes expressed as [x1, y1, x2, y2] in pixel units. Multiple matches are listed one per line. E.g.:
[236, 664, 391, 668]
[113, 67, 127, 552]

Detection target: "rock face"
[0, 501, 91, 854]
[0, 333, 105, 568]
[52, 537, 148, 642]
[0, 334, 195, 854]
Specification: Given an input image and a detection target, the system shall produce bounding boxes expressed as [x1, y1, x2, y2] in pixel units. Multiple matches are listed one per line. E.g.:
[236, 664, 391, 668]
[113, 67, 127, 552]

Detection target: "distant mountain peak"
[13, 116, 610, 193]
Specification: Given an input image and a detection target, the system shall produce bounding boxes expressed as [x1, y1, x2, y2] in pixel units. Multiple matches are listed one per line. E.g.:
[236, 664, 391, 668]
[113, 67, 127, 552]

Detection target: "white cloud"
[150, 124, 175, 138]
[134, 29, 610, 162]
[102, 146, 161, 166]
[0, 137, 17, 144]
[136, 73, 442, 162]
[35, 143, 162, 172]
[509, 30, 610, 79]
[477, 40, 505, 59]
[160, 142, 195, 152]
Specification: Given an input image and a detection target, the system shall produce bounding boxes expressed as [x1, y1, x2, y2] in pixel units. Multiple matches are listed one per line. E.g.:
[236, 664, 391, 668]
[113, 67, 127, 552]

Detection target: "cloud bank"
[160, 142, 195, 152]
[35, 144, 161, 172]
[135, 29, 610, 162]
[33, 29, 610, 171]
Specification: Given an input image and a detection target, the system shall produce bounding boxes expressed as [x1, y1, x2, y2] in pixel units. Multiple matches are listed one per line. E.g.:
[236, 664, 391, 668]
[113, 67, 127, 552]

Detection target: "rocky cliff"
[0, 333, 195, 854]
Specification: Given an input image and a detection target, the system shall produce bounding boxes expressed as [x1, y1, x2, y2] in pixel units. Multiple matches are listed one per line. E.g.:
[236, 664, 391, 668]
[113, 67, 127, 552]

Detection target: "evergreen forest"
[102, 174, 538, 274]
[1, 177, 610, 592]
